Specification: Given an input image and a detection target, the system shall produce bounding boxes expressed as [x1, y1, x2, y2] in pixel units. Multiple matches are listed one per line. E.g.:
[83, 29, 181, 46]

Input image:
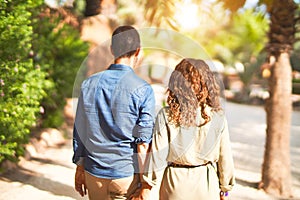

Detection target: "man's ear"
[110, 46, 115, 57]
[134, 48, 141, 57]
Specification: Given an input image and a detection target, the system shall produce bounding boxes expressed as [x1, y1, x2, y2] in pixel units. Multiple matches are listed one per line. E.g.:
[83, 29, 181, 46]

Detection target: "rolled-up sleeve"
[217, 118, 235, 191]
[72, 126, 85, 165]
[133, 85, 156, 144]
[72, 92, 87, 165]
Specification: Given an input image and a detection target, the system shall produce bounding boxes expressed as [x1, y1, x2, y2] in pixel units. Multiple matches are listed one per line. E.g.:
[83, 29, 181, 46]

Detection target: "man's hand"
[132, 143, 151, 200]
[75, 165, 87, 197]
[130, 187, 151, 200]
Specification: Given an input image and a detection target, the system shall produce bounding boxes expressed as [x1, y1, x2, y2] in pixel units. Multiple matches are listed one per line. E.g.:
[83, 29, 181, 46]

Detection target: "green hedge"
[0, 0, 52, 163]
[32, 7, 89, 128]
[0, 1, 89, 164]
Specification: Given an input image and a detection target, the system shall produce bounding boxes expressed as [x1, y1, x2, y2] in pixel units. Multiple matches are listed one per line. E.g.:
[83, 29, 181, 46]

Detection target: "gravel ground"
[0, 102, 299, 200]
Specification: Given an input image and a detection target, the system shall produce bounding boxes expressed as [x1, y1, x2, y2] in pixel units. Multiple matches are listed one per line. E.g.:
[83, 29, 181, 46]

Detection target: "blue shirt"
[72, 64, 155, 179]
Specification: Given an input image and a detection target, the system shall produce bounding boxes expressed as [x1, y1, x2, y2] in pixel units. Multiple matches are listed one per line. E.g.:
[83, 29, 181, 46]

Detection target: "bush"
[0, 0, 52, 163]
[32, 7, 89, 128]
[0, 1, 88, 164]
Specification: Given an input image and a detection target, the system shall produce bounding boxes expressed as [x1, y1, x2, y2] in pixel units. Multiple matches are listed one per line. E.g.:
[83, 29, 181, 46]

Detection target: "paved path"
[0, 141, 87, 200]
[0, 102, 299, 200]
[225, 102, 300, 200]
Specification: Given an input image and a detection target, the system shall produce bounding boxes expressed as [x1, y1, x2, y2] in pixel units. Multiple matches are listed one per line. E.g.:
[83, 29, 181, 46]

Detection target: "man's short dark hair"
[111, 26, 141, 59]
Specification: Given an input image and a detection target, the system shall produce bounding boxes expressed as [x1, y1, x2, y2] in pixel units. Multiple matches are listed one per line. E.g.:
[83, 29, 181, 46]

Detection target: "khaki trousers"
[85, 172, 139, 200]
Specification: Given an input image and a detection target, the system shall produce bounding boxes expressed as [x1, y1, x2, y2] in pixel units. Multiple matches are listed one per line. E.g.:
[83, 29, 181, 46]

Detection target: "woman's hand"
[220, 191, 229, 200]
[130, 188, 151, 200]
[220, 195, 229, 200]
[130, 182, 152, 200]
[75, 165, 87, 197]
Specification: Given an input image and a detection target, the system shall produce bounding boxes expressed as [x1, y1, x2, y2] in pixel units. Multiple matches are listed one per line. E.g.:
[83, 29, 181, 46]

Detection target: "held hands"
[75, 165, 87, 197]
[130, 182, 151, 200]
[130, 188, 151, 200]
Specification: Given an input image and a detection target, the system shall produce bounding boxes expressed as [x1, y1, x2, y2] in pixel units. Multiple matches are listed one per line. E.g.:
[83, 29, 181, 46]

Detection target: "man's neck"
[114, 57, 136, 68]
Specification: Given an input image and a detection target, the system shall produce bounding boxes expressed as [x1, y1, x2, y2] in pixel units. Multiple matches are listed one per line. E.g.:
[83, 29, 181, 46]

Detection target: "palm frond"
[222, 0, 246, 12]
[143, 0, 179, 29]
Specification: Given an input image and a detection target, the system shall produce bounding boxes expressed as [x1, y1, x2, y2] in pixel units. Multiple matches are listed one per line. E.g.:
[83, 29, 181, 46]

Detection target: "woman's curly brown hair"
[167, 58, 222, 127]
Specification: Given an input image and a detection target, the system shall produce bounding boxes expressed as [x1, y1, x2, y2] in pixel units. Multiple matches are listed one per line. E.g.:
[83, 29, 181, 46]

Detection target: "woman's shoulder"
[155, 107, 170, 126]
[210, 109, 227, 129]
[211, 109, 225, 118]
[200, 106, 226, 121]
[156, 107, 169, 119]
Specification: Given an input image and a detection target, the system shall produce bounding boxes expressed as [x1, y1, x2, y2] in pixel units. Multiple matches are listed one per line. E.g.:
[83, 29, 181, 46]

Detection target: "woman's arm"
[217, 117, 235, 193]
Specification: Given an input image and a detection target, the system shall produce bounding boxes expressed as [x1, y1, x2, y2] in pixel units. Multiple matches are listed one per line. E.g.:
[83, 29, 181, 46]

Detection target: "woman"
[139, 58, 235, 200]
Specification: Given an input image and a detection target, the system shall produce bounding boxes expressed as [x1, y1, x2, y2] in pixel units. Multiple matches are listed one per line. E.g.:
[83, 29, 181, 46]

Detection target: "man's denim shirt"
[73, 64, 156, 179]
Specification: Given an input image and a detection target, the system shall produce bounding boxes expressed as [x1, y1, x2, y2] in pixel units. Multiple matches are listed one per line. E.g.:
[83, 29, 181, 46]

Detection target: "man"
[73, 25, 155, 200]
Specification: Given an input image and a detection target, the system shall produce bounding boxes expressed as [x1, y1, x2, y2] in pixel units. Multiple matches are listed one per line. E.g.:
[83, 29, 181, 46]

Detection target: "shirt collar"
[108, 64, 133, 71]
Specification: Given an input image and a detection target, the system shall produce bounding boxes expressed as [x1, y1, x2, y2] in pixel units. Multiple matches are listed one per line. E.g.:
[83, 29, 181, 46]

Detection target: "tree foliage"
[143, 0, 179, 30]
[0, 0, 52, 163]
[143, 0, 269, 92]
[212, 9, 268, 64]
[204, 8, 268, 90]
[32, 7, 89, 128]
[0, 0, 89, 164]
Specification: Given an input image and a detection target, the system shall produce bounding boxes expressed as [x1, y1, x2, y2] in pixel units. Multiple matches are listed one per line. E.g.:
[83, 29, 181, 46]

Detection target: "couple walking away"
[72, 25, 235, 200]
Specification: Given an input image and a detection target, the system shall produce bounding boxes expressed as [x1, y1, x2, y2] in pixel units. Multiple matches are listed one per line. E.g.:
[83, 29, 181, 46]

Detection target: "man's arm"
[75, 165, 87, 197]
[137, 143, 152, 185]
[131, 85, 155, 199]
[130, 143, 152, 200]
[133, 84, 155, 182]
[73, 125, 88, 197]
[72, 92, 88, 197]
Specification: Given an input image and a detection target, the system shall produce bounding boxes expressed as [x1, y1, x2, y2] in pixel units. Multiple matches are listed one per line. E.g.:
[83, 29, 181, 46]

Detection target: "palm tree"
[259, 0, 297, 197]
[143, 0, 298, 198]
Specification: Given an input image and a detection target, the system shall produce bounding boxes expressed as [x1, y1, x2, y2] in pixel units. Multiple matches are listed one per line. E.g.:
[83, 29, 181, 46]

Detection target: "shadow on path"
[30, 156, 74, 169]
[236, 178, 260, 189]
[0, 165, 79, 199]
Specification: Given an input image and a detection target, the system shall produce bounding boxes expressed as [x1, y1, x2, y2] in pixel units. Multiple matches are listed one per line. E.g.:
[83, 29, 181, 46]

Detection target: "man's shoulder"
[126, 71, 147, 82]
[81, 71, 104, 88]
[121, 71, 150, 89]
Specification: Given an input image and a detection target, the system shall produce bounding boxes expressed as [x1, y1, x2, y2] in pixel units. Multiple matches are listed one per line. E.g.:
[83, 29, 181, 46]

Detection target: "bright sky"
[44, 0, 74, 8]
[244, 0, 259, 9]
[174, 0, 261, 30]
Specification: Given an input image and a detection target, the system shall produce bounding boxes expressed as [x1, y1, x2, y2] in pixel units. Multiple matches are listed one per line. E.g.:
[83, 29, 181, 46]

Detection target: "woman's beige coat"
[143, 107, 235, 199]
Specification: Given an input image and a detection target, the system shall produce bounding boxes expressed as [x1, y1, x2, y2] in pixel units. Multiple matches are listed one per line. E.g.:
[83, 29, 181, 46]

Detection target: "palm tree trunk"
[262, 53, 292, 197]
[261, 0, 296, 197]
